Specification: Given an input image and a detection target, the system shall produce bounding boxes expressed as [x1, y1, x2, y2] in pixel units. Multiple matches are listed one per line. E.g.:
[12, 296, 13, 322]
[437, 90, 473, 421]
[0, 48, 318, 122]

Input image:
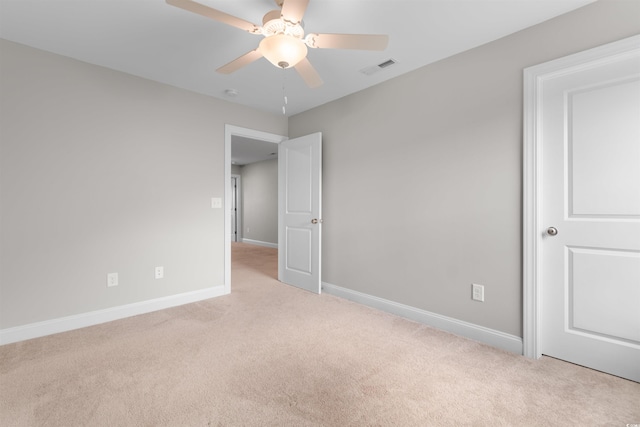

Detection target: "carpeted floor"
[1, 242, 639, 426]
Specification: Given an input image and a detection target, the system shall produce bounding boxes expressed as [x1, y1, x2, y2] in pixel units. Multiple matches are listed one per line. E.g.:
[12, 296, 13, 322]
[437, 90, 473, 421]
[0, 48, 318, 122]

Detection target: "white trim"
[225, 125, 287, 294]
[231, 174, 242, 242]
[0, 286, 225, 345]
[322, 282, 523, 355]
[522, 58, 542, 360]
[241, 238, 278, 249]
[522, 35, 640, 360]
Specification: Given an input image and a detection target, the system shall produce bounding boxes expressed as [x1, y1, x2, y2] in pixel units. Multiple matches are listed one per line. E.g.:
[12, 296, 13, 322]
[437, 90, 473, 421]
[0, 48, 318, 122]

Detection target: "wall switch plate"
[107, 272, 118, 287]
[155, 266, 164, 279]
[472, 283, 484, 302]
[211, 198, 222, 209]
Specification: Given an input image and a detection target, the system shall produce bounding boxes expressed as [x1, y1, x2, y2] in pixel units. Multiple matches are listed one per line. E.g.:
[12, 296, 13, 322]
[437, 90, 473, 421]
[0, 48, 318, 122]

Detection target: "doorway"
[224, 125, 287, 293]
[224, 125, 324, 295]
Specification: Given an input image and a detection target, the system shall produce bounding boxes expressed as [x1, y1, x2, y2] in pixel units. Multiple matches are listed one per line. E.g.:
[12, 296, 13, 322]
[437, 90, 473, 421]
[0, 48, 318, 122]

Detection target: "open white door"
[278, 132, 322, 293]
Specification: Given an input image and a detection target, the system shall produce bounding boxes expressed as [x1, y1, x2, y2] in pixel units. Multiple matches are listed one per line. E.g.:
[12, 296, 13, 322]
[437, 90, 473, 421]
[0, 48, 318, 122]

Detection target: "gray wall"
[2, 0, 639, 339]
[289, 0, 640, 337]
[0, 40, 287, 329]
[241, 159, 278, 245]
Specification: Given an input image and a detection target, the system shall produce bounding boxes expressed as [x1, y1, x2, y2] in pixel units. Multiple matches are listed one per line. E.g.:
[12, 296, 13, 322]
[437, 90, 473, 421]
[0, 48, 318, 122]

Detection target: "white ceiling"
[0, 0, 595, 118]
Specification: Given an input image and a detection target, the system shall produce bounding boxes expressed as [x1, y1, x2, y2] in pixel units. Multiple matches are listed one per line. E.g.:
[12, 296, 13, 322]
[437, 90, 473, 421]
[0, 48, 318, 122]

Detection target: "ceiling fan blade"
[216, 49, 263, 74]
[294, 57, 323, 88]
[308, 33, 389, 51]
[281, 0, 309, 25]
[166, 0, 259, 33]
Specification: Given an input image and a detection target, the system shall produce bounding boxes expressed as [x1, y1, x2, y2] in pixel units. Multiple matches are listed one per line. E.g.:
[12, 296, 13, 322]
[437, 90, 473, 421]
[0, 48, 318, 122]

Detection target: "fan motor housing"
[262, 9, 304, 38]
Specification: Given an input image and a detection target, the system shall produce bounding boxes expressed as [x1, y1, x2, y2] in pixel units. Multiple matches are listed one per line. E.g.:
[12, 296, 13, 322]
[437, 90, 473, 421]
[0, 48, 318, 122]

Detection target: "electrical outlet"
[472, 283, 484, 302]
[107, 272, 118, 287]
[155, 266, 164, 279]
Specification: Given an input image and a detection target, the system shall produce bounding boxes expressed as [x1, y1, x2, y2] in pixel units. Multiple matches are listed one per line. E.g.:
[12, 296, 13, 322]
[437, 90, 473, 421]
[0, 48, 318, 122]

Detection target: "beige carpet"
[1, 242, 639, 426]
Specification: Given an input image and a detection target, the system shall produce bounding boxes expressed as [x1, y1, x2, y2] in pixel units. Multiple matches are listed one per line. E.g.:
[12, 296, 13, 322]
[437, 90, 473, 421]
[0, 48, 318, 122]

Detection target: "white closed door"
[540, 40, 640, 381]
[278, 132, 322, 294]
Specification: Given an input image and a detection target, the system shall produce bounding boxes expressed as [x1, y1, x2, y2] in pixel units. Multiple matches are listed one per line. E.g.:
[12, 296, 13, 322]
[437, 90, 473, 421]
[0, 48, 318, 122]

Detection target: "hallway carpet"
[1, 242, 639, 426]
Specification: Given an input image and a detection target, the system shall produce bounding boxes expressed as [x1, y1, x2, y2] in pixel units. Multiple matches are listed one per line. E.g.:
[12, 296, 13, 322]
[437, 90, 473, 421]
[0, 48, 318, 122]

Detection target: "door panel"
[569, 78, 640, 217]
[286, 227, 313, 274]
[569, 247, 640, 343]
[278, 133, 322, 293]
[539, 40, 640, 381]
[285, 144, 313, 213]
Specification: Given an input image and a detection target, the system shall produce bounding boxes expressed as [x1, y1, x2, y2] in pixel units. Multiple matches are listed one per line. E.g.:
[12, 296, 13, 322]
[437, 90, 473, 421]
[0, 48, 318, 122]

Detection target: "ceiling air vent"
[360, 58, 397, 76]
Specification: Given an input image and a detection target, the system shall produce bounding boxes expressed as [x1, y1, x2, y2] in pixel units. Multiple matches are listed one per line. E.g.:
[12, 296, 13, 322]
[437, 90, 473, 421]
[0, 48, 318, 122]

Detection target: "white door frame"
[231, 174, 242, 242]
[224, 125, 287, 294]
[522, 35, 639, 359]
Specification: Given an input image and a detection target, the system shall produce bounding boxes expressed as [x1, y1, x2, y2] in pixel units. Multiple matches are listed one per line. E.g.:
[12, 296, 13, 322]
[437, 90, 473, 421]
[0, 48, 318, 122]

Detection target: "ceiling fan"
[166, 0, 389, 88]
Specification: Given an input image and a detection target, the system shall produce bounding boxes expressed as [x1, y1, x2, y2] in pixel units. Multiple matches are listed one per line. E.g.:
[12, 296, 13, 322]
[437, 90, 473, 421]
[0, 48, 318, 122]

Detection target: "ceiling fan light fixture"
[259, 34, 307, 69]
[166, 0, 389, 88]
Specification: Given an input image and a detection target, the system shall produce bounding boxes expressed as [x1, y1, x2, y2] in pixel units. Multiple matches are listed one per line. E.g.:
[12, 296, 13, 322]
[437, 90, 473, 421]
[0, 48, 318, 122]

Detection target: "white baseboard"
[241, 239, 278, 249]
[0, 285, 227, 346]
[322, 282, 523, 355]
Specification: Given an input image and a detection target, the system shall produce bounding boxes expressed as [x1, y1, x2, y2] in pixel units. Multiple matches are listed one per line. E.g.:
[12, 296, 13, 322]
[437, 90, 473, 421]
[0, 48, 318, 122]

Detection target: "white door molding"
[224, 125, 287, 294]
[522, 34, 640, 359]
[231, 174, 242, 242]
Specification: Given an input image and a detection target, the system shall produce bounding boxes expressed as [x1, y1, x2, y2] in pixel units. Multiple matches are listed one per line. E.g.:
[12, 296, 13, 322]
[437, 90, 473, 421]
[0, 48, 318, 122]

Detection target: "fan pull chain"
[282, 66, 288, 115]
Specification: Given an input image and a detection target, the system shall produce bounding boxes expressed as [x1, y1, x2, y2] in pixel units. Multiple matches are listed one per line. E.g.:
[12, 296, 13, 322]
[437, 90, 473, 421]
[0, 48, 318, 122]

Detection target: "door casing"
[231, 174, 242, 242]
